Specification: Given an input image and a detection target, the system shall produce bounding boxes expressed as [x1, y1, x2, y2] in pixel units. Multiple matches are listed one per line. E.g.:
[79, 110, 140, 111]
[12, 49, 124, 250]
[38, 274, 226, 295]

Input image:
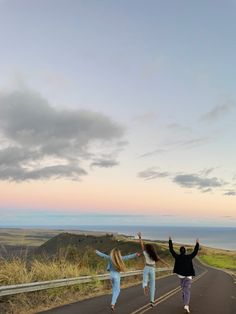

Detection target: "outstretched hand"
[196, 238, 199, 244]
[137, 232, 142, 239]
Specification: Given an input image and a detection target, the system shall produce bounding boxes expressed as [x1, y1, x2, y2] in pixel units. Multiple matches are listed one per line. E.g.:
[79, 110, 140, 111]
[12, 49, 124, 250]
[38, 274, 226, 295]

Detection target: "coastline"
[0, 226, 235, 273]
[1, 225, 236, 251]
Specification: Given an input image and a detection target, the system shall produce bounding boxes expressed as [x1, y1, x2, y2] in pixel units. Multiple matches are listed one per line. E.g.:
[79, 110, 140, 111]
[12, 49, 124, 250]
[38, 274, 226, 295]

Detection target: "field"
[0, 228, 111, 247]
[198, 246, 236, 271]
[0, 228, 235, 314]
[0, 228, 171, 314]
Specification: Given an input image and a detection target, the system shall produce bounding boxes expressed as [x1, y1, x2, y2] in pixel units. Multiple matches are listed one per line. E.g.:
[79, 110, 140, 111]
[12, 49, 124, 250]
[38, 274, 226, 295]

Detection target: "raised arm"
[168, 236, 178, 258]
[137, 232, 145, 251]
[189, 239, 199, 259]
[122, 253, 139, 261]
[95, 250, 110, 260]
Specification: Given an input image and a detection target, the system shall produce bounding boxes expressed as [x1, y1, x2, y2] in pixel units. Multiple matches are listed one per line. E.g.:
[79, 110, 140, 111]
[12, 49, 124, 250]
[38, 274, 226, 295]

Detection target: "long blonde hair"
[110, 248, 125, 272]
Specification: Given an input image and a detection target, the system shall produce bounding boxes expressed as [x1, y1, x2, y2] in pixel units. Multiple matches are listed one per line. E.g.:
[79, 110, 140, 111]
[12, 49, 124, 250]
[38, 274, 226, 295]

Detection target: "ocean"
[74, 225, 236, 251]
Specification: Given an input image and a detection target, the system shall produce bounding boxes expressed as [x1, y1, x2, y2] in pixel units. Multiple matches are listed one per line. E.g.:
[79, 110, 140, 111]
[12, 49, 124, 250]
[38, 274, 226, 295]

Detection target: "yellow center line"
[130, 270, 208, 314]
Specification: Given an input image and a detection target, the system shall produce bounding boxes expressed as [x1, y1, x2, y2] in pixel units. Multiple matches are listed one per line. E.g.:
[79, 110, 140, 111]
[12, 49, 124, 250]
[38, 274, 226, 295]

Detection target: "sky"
[0, 0, 236, 227]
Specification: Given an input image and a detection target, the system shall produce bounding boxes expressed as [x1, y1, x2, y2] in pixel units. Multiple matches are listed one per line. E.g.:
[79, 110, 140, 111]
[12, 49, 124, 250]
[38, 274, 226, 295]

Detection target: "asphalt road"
[39, 262, 236, 314]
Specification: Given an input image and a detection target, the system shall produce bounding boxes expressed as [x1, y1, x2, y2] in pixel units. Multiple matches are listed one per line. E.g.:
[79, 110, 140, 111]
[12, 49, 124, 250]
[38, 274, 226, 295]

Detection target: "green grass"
[199, 253, 236, 270]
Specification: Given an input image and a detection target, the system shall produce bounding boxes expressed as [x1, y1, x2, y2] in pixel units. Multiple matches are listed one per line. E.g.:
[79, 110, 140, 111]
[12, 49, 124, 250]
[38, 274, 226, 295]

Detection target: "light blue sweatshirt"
[95, 250, 137, 272]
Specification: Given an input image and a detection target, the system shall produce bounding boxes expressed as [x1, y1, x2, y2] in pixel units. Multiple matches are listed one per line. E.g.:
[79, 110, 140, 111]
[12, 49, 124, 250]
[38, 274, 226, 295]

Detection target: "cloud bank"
[0, 90, 125, 181]
[138, 167, 235, 196]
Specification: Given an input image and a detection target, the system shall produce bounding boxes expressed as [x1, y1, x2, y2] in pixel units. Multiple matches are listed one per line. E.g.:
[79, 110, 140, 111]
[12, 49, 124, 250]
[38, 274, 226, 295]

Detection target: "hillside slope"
[36, 232, 168, 258]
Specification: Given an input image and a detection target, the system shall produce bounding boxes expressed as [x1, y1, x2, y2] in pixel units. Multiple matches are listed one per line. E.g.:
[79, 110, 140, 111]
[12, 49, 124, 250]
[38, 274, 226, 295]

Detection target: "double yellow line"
[130, 270, 208, 314]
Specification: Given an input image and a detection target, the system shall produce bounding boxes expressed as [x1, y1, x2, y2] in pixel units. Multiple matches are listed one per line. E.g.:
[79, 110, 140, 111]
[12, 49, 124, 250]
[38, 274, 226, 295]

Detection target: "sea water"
[74, 225, 236, 251]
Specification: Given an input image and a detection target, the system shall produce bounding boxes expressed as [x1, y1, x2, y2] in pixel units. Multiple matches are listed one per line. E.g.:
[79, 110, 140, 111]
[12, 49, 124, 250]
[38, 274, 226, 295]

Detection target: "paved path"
[39, 263, 236, 314]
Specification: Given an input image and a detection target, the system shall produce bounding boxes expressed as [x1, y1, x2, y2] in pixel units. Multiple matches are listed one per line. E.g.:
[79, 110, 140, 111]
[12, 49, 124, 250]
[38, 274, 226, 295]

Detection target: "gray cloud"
[223, 190, 236, 196]
[0, 90, 125, 181]
[200, 168, 216, 176]
[201, 103, 234, 122]
[139, 148, 167, 158]
[138, 166, 231, 195]
[173, 174, 224, 191]
[90, 159, 119, 168]
[0, 163, 87, 181]
[138, 168, 169, 180]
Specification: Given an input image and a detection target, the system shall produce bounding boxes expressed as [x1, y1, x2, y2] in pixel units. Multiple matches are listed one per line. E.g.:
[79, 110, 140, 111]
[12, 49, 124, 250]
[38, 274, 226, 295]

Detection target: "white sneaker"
[184, 305, 190, 313]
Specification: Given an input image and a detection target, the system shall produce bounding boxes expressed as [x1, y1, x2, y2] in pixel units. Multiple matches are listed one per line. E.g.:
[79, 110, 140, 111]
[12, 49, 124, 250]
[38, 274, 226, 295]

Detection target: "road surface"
[39, 262, 236, 314]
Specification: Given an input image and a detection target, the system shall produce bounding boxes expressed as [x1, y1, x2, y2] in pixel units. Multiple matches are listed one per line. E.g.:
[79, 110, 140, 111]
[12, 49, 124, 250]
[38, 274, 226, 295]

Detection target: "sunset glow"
[0, 1, 236, 227]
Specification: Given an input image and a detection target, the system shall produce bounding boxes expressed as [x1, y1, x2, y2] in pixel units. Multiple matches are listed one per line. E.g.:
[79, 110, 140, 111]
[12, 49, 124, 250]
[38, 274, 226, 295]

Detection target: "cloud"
[140, 136, 209, 158]
[138, 168, 169, 180]
[139, 148, 167, 158]
[177, 137, 210, 149]
[0, 89, 125, 181]
[138, 166, 232, 195]
[201, 103, 234, 122]
[173, 174, 224, 191]
[90, 158, 119, 168]
[200, 168, 216, 176]
[223, 190, 236, 196]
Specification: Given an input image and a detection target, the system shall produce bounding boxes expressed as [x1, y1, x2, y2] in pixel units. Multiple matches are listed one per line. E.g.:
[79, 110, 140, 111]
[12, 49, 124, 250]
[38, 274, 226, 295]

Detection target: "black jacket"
[169, 240, 199, 276]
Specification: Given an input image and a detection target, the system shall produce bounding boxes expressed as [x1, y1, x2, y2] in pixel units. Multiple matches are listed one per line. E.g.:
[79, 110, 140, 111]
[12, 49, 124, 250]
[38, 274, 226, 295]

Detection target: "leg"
[142, 266, 149, 295]
[110, 271, 121, 306]
[180, 278, 185, 304]
[149, 267, 156, 303]
[183, 278, 192, 306]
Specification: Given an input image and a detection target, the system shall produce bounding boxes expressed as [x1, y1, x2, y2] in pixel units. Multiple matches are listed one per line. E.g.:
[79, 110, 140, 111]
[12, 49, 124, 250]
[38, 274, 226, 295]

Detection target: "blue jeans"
[143, 266, 156, 302]
[110, 271, 121, 305]
[180, 277, 192, 305]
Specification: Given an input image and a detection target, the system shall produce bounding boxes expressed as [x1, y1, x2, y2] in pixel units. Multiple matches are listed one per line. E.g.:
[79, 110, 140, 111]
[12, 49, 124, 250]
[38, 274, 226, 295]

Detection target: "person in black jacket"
[169, 236, 199, 314]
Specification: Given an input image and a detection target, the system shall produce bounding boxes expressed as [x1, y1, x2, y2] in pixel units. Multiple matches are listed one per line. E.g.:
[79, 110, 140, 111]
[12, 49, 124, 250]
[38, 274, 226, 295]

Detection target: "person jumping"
[138, 232, 169, 308]
[169, 236, 199, 313]
[95, 248, 139, 311]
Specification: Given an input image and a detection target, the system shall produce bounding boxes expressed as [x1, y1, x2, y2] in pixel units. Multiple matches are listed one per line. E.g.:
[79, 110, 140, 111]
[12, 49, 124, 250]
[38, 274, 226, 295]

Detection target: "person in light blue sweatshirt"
[96, 248, 140, 311]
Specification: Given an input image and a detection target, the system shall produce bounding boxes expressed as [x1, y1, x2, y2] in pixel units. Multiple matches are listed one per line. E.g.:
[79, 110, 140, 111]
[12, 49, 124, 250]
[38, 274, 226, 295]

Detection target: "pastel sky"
[0, 0, 236, 227]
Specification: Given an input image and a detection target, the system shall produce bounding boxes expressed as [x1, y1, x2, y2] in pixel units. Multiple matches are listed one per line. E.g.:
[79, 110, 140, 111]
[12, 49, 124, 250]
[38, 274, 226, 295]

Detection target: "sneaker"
[111, 305, 115, 311]
[184, 305, 190, 313]
[150, 302, 154, 308]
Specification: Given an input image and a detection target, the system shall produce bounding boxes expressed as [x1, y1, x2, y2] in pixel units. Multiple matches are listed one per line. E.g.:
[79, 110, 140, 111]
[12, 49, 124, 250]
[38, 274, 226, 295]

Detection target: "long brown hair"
[110, 248, 125, 272]
[145, 244, 159, 262]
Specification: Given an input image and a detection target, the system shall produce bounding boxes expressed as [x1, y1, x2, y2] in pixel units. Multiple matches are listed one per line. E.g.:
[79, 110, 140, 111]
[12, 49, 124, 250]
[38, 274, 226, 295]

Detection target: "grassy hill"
[36, 232, 168, 257]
